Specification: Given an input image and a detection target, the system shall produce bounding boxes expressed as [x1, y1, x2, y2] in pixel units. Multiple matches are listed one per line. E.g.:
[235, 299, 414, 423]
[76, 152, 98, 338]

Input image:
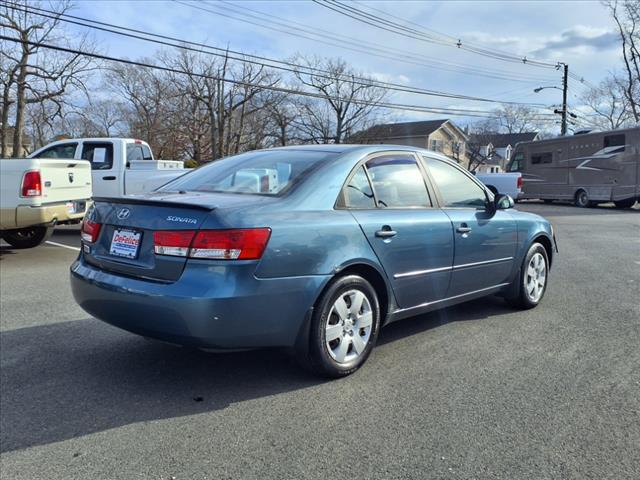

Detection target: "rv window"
[509, 152, 524, 172]
[604, 134, 625, 151]
[531, 152, 553, 165]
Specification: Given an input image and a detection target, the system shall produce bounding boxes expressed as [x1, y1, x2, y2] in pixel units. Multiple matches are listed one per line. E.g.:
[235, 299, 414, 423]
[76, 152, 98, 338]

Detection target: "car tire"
[303, 275, 380, 378]
[614, 199, 636, 209]
[574, 189, 592, 208]
[506, 243, 549, 310]
[2, 226, 54, 249]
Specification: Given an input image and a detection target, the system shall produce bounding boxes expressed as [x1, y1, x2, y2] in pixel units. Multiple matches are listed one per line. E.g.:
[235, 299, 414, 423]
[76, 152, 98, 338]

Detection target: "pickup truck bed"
[1, 158, 92, 248]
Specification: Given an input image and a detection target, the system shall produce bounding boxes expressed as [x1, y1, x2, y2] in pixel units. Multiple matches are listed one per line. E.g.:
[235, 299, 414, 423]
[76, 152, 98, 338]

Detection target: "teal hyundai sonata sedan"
[71, 145, 557, 377]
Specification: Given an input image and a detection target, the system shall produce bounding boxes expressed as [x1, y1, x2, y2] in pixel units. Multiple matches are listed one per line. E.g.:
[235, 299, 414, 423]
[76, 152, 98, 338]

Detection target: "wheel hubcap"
[325, 289, 373, 364]
[525, 252, 547, 302]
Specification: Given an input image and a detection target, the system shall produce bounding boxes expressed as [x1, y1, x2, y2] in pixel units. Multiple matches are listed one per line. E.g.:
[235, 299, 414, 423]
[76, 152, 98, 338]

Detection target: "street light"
[533, 86, 563, 93]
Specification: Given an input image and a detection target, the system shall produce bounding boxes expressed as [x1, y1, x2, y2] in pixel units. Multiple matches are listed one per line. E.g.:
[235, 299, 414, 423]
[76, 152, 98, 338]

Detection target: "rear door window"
[365, 155, 431, 208]
[342, 166, 375, 209]
[32, 143, 78, 159]
[81, 143, 114, 170]
[127, 144, 153, 161]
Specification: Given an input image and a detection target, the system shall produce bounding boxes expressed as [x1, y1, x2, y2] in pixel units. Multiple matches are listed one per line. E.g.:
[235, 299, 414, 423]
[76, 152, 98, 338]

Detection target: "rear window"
[159, 150, 337, 196]
[127, 144, 153, 161]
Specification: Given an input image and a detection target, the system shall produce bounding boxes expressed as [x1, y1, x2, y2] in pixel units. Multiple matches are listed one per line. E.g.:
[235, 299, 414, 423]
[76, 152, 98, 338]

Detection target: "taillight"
[517, 176, 523, 189]
[21, 170, 42, 197]
[81, 219, 102, 243]
[152, 228, 271, 260]
[153, 230, 196, 257]
[191, 228, 271, 260]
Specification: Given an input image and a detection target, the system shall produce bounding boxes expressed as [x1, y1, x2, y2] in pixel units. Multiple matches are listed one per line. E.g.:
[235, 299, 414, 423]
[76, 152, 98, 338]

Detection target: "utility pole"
[561, 63, 568, 136]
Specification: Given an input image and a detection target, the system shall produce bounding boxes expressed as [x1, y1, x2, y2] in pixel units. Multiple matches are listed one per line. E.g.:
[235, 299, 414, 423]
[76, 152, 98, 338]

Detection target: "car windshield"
[159, 150, 337, 196]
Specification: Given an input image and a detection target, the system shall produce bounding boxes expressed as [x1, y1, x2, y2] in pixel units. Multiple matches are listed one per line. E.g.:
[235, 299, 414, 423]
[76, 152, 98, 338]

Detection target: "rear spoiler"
[92, 196, 216, 211]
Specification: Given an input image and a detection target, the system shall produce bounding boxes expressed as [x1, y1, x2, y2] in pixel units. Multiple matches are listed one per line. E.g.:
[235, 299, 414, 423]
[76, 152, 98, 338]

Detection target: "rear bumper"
[70, 256, 330, 349]
[0, 200, 89, 229]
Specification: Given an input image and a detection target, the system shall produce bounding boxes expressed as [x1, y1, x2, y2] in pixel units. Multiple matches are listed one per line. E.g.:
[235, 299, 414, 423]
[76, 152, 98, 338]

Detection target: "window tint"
[81, 143, 114, 170]
[33, 143, 77, 159]
[126, 145, 143, 161]
[531, 152, 552, 164]
[509, 152, 524, 172]
[127, 144, 153, 161]
[425, 158, 486, 208]
[343, 166, 375, 209]
[160, 149, 336, 196]
[365, 155, 430, 208]
[604, 134, 625, 151]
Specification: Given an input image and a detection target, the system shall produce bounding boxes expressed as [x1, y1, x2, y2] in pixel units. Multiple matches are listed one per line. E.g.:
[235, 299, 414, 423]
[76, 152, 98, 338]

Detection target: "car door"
[80, 142, 119, 197]
[343, 153, 454, 309]
[423, 155, 517, 298]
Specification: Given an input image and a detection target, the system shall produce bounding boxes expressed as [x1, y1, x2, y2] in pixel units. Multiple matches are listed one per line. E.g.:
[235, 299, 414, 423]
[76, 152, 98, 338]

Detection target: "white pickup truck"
[475, 172, 523, 200]
[28, 138, 188, 198]
[0, 158, 92, 248]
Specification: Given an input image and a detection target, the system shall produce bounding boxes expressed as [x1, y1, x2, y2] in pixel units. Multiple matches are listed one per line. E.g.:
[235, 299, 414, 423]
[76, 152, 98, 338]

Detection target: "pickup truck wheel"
[2, 226, 54, 249]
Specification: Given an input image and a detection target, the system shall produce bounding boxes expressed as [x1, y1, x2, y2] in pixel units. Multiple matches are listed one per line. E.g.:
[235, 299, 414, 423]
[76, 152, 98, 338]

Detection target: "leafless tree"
[292, 56, 388, 144]
[491, 104, 545, 134]
[605, 0, 640, 122]
[1, 0, 97, 157]
[580, 75, 634, 129]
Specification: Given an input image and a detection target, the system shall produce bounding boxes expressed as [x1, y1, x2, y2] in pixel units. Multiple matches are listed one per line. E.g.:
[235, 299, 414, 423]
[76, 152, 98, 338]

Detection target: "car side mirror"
[495, 193, 515, 210]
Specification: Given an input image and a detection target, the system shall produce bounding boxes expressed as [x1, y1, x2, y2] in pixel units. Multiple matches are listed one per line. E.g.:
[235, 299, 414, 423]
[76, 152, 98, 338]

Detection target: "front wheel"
[506, 243, 549, 309]
[303, 275, 380, 378]
[2, 226, 54, 249]
[574, 189, 592, 208]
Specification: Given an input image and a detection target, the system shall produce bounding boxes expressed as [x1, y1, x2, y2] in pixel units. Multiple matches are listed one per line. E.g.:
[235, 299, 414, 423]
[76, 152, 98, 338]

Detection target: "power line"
[2, 0, 555, 110]
[316, 0, 595, 89]
[1, 34, 560, 120]
[175, 0, 558, 84]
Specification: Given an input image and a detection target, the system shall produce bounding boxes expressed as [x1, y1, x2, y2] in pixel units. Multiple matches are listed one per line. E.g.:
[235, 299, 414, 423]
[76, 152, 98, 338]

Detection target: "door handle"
[456, 224, 472, 234]
[102, 176, 116, 180]
[375, 226, 397, 238]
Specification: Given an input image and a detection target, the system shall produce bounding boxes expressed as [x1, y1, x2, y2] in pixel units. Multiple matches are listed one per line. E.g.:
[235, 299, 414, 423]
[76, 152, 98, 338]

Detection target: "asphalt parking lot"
[1, 202, 639, 480]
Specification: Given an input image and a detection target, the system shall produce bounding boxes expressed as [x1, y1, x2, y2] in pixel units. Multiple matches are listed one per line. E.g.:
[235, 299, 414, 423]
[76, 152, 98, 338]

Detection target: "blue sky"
[69, 0, 622, 128]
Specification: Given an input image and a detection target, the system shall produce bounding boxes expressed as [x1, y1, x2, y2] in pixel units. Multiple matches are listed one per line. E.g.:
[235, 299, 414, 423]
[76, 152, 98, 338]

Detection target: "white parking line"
[45, 241, 81, 252]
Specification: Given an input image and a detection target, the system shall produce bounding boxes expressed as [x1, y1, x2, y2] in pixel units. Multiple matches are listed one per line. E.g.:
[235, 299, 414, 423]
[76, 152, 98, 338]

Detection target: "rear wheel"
[574, 189, 592, 208]
[303, 275, 380, 378]
[2, 226, 53, 249]
[506, 243, 549, 309]
[614, 198, 636, 209]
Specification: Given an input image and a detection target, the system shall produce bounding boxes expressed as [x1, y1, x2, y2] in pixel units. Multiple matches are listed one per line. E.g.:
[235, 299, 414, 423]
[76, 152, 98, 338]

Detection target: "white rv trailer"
[507, 127, 639, 208]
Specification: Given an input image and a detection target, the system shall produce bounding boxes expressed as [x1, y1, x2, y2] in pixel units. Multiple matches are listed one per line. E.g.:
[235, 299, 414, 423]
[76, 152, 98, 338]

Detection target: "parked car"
[29, 138, 187, 198]
[474, 171, 523, 200]
[70, 145, 557, 377]
[0, 157, 92, 248]
[507, 126, 640, 208]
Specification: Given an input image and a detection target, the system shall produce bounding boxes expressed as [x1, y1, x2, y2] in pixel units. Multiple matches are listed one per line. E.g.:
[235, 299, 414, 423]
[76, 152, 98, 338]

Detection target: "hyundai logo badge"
[117, 208, 131, 220]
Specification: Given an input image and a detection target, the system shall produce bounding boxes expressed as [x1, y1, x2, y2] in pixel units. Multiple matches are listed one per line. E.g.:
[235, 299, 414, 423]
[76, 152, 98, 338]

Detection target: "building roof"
[351, 119, 455, 141]
[469, 131, 539, 148]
